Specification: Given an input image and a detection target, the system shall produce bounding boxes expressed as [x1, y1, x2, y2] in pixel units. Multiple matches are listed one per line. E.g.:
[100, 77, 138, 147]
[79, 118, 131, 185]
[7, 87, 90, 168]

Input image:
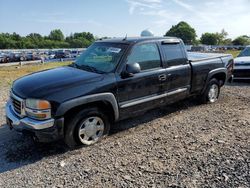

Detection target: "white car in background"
[233, 46, 250, 80]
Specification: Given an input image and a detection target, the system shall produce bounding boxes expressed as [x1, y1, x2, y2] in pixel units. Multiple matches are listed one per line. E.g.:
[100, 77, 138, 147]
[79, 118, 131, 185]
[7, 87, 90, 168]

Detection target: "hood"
[234, 56, 250, 65]
[12, 66, 103, 98]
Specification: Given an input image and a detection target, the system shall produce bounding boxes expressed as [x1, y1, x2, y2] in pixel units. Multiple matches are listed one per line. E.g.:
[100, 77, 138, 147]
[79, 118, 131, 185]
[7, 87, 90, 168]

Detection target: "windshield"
[74, 42, 127, 73]
[238, 47, 250, 57]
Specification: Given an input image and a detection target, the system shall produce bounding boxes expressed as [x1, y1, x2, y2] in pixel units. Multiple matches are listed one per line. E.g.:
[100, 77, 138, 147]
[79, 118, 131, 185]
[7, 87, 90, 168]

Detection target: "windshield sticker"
[86, 55, 112, 62]
[107, 47, 121, 53]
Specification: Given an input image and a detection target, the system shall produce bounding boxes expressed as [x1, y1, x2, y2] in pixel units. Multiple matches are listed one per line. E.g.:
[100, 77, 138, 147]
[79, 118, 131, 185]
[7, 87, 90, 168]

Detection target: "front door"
[116, 42, 166, 119]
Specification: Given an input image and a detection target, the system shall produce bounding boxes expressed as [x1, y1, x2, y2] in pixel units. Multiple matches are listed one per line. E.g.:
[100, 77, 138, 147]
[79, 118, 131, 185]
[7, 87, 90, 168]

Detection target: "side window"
[162, 44, 186, 66]
[127, 43, 161, 71]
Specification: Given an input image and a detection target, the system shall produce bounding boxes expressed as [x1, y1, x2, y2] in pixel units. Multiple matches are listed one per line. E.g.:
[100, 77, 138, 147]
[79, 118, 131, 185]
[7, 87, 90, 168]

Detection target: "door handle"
[158, 74, 167, 81]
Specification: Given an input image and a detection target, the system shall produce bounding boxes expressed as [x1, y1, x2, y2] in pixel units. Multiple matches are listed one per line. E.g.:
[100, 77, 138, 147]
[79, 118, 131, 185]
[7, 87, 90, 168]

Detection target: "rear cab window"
[161, 42, 187, 67]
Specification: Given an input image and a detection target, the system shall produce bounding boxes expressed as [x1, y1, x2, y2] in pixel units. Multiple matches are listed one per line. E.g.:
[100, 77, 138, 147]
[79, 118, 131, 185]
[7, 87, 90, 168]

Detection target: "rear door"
[116, 42, 167, 117]
[160, 41, 191, 102]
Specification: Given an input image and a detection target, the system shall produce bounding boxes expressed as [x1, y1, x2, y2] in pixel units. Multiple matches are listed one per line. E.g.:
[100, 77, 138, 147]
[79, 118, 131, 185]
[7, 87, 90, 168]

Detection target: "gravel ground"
[0, 83, 249, 188]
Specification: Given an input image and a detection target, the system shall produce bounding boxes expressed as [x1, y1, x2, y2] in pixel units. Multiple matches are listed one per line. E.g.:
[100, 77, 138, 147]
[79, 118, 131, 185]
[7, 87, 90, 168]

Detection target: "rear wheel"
[199, 78, 220, 104]
[64, 107, 110, 148]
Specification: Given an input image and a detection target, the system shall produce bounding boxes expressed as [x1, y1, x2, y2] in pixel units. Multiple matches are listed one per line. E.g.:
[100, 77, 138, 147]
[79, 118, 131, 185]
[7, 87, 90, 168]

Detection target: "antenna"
[123, 34, 127, 41]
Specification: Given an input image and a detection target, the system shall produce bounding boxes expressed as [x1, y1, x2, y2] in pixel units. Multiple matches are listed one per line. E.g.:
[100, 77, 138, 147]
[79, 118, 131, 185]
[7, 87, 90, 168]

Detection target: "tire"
[198, 78, 220, 104]
[64, 107, 110, 148]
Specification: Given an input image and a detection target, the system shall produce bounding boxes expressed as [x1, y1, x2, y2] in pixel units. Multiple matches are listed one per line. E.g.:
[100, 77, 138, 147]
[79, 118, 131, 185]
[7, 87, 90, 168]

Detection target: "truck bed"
[188, 52, 232, 62]
[187, 52, 233, 94]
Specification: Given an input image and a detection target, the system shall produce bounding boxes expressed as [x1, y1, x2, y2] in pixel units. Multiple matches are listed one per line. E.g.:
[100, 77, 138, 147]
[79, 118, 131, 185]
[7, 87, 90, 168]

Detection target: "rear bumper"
[5, 101, 64, 142]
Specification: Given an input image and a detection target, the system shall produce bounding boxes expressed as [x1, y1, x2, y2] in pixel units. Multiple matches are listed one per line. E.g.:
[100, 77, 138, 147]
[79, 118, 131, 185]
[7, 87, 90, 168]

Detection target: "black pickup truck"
[5, 37, 234, 147]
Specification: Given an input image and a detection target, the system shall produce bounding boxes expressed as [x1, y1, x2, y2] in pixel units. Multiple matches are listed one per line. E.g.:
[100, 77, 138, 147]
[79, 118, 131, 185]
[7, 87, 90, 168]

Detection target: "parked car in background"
[5, 53, 18, 62]
[70, 50, 79, 58]
[4, 52, 26, 62]
[0, 53, 7, 63]
[25, 52, 35, 61]
[25, 52, 41, 61]
[55, 50, 71, 59]
[48, 51, 56, 59]
[233, 45, 250, 80]
[15, 52, 26, 61]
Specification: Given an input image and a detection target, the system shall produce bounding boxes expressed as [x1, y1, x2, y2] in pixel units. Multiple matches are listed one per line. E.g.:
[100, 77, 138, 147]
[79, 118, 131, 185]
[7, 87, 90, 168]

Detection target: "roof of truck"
[96, 36, 179, 44]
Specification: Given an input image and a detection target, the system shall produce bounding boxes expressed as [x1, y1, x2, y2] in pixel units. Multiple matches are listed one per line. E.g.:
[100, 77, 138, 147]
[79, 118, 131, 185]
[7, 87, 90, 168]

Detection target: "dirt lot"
[0, 81, 249, 187]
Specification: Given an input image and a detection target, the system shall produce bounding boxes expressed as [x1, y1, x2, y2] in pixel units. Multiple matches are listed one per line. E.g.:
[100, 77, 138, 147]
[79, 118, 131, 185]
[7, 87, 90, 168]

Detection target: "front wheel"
[64, 107, 110, 148]
[198, 78, 220, 104]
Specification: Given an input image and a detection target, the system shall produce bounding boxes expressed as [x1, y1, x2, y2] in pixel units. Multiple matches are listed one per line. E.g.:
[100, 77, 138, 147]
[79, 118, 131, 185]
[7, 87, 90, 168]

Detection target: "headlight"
[25, 99, 51, 109]
[25, 99, 51, 120]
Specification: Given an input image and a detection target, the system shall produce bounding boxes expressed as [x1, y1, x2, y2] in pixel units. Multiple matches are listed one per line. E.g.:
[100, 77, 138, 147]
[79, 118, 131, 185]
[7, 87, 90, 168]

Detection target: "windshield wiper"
[81, 65, 105, 74]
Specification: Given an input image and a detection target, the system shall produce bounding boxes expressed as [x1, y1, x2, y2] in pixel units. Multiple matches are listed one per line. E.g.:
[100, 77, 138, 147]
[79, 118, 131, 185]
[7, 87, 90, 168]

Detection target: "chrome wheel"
[78, 116, 105, 145]
[208, 84, 219, 103]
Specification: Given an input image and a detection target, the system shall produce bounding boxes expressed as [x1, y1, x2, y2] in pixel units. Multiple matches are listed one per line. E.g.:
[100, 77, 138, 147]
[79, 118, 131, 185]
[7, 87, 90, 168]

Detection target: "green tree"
[27, 33, 43, 40]
[66, 32, 94, 48]
[215, 29, 228, 45]
[26, 33, 44, 48]
[0, 33, 19, 48]
[200, 33, 219, 45]
[0, 30, 95, 49]
[11, 32, 22, 41]
[73, 32, 94, 41]
[48, 29, 64, 41]
[223, 38, 232, 45]
[0, 34, 8, 49]
[165, 21, 197, 45]
[232, 36, 250, 45]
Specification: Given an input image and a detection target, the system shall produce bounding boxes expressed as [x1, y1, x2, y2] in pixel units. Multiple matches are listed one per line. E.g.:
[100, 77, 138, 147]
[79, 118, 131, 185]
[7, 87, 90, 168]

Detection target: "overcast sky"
[0, 0, 249, 39]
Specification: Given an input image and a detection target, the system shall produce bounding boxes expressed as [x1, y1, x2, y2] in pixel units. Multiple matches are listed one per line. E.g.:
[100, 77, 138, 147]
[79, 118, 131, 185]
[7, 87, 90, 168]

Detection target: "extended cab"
[5, 37, 234, 147]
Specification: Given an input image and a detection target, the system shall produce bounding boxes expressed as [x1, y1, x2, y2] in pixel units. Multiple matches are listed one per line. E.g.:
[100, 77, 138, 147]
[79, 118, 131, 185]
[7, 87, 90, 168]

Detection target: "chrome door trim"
[120, 87, 188, 108]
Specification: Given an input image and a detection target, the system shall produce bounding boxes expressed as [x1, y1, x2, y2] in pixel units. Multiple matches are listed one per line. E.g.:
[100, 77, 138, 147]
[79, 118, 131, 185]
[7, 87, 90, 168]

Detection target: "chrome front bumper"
[5, 100, 55, 131]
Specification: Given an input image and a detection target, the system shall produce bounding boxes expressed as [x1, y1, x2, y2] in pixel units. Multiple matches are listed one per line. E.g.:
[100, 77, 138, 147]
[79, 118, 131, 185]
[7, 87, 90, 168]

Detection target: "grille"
[11, 97, 22, 114]
[10, 92, 24, 116]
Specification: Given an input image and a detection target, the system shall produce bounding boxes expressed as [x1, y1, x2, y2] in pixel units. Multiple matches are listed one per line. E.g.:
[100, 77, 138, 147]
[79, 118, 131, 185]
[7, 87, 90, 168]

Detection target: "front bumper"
[5, 101, 64, 142]
[233, 67, 250, 79]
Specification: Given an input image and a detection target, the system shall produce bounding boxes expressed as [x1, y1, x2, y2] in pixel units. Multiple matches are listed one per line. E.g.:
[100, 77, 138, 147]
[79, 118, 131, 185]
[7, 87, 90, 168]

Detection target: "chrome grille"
[10, 92, 25, 116]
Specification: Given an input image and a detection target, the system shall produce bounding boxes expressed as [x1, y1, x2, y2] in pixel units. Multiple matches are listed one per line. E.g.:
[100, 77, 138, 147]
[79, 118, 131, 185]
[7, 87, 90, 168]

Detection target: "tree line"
[0, 22, 249, 49]
[165, 21, 250, 46]
[0, 29, 95, 49]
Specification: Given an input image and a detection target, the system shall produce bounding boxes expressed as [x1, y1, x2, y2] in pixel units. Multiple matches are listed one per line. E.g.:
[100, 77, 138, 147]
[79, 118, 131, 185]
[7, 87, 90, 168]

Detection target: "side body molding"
[55, 93, 119, 121]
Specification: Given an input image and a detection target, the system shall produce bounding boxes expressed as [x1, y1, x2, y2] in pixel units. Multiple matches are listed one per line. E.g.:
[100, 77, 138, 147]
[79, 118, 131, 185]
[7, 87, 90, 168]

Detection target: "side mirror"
[126, 63, 141, 74]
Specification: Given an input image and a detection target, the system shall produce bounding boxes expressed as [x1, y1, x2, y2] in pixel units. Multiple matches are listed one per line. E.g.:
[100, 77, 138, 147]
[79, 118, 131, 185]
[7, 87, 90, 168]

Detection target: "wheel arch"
[56, 93, 119, 122]
[202, 68, 227, 93]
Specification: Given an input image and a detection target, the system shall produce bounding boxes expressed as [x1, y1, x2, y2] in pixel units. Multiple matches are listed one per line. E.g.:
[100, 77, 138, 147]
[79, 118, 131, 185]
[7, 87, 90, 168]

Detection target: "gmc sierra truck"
[5, 37, 234, 147]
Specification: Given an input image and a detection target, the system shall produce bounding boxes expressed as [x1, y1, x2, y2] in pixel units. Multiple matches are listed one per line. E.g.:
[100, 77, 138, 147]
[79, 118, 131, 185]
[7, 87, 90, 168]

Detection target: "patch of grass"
[0, 61, 72, 87]
[224, 50, 241, 58]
